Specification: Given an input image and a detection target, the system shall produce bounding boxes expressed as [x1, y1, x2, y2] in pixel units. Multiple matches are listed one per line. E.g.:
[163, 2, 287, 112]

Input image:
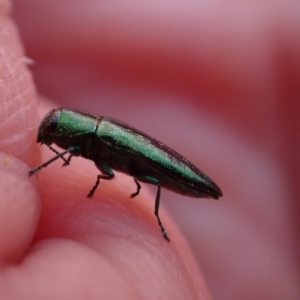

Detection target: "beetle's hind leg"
[132, 174, 170, 242]
[87, 162, 114, 198]
[153, 181, 170, 242]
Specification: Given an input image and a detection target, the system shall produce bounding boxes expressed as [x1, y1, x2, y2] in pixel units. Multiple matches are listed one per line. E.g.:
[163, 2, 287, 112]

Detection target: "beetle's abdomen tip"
[211, 185, 223, 200]
[217, 191, 223, 200]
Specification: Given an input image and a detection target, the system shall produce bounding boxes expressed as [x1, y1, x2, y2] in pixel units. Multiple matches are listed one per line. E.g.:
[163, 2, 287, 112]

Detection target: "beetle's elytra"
[29, 107, 223, 242]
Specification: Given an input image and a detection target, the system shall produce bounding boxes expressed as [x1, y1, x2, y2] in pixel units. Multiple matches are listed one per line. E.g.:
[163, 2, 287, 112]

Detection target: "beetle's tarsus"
[28, 169, 36, 177]
[162, 230, 170, 242]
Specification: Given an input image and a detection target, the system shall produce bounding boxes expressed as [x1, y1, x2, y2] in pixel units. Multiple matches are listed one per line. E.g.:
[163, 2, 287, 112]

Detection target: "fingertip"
[34, 171, 211, 298]
[0, 153, 40, 263]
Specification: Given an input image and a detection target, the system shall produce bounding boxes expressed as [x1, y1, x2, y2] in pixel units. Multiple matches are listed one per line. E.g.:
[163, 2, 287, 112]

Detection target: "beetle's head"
[37, 108, 61, 145]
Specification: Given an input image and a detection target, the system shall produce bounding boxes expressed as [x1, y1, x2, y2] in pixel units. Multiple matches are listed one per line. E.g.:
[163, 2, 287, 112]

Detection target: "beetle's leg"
[132, 175, 170, 242]
[28, 146, 81, 176]
[62, 154, 73, 167]
[46, 144, 70, 165]
[87, 162, 114, 198]
[131, 179, 141, 198]
[153, 181, 170, 242]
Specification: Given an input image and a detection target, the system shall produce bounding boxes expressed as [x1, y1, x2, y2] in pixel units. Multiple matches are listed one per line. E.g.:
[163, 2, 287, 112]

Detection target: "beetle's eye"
[47, 116, 58, 132]
[37, 109, 60, 144]
[43, 110, 59, 134]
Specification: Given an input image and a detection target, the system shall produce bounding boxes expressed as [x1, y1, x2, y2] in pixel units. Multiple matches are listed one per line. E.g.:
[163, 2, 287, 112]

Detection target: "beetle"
[29, 107, 223, 242]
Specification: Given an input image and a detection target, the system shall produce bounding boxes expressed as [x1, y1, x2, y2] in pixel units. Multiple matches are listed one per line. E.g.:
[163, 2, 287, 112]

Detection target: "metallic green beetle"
[29, 107, 223, 241]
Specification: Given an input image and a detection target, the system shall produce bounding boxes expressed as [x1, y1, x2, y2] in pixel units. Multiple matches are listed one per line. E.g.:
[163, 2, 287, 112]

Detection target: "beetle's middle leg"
[87, 162, 114, 198]
[131, 174, 170, 242]
[131, 180, 141, 198]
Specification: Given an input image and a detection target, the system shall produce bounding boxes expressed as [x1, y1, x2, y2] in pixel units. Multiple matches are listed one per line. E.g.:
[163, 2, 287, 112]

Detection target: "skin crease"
[0, 0, 298, 299]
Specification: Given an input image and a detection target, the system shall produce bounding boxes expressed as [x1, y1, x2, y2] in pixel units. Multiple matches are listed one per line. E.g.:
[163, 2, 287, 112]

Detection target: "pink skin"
[0, 0, 299, 299]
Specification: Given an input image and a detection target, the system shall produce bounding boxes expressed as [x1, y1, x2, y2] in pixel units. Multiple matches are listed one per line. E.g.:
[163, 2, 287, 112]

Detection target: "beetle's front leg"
[61, 146, 82, 166]
[62, 154, 73, 166]
[28, 146, 82, 176]
[87, 161, 114, 198]
[46, 144, 70, 166]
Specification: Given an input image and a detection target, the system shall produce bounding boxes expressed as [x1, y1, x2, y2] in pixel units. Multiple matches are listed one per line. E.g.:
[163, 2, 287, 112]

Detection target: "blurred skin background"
[0, 0, 299, 299]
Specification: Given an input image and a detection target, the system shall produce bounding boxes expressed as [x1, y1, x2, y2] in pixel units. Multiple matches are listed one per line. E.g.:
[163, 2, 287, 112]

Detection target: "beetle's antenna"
[28, 149, 72, 176]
